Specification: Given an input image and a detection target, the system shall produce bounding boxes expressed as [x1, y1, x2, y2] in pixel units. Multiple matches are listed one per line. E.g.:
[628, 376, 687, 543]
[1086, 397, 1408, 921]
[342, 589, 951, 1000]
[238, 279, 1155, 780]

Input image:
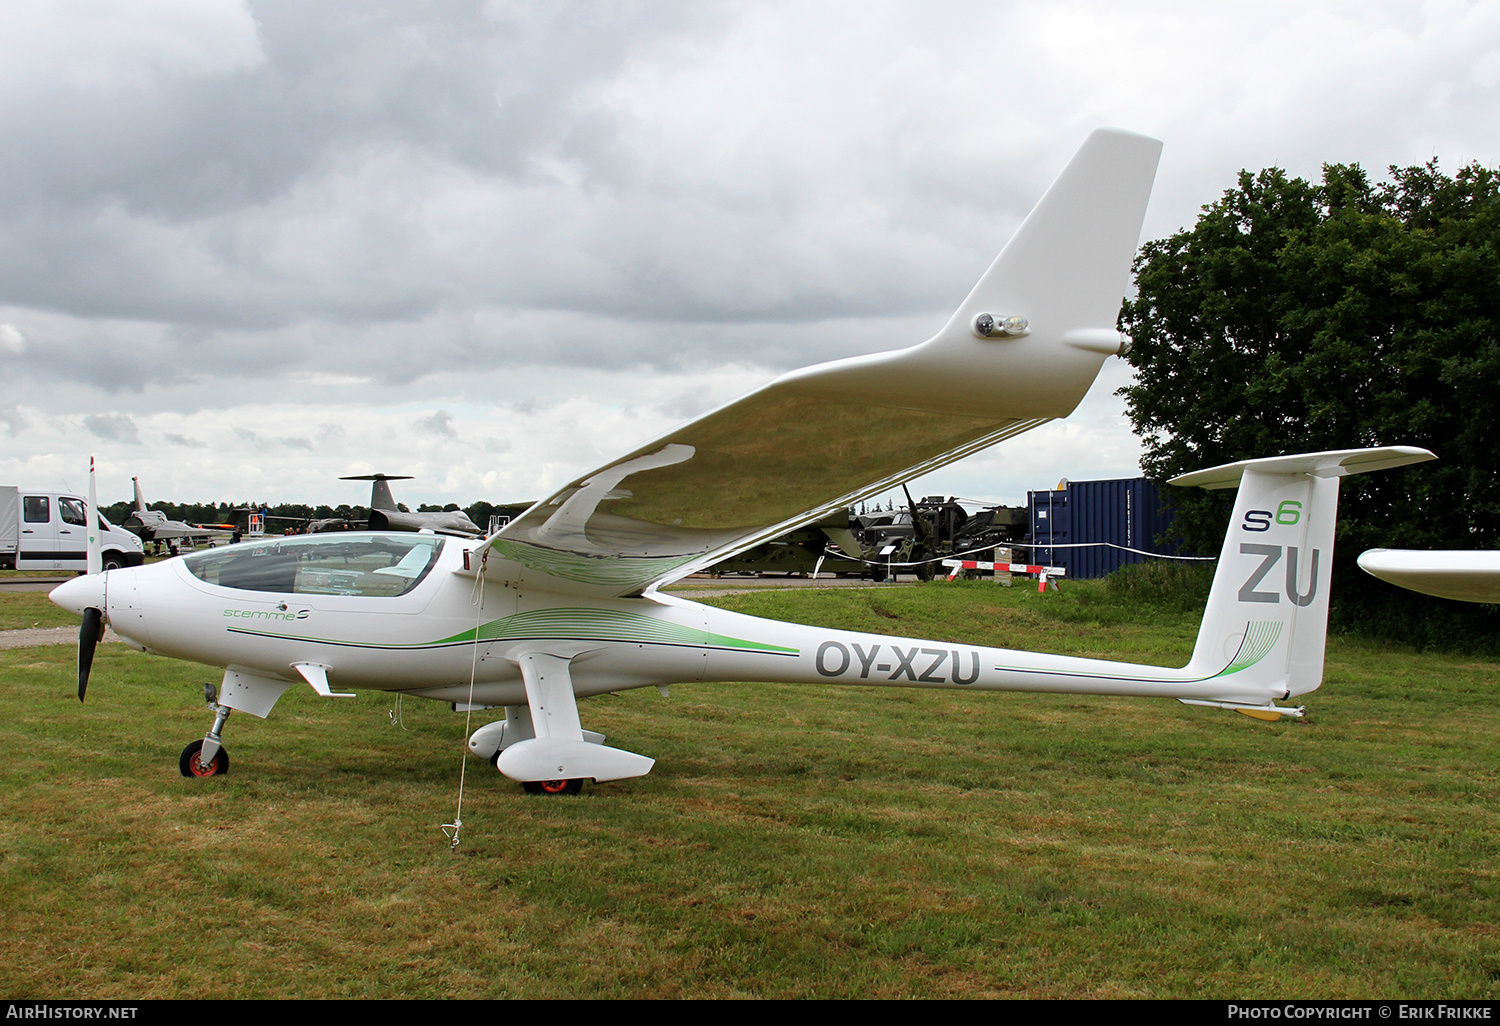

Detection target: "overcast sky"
[3, 0, 1498, 511]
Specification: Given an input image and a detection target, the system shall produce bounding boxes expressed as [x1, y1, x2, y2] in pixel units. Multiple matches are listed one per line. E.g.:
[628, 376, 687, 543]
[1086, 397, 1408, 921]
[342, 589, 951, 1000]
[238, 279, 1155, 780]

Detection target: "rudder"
[1172, 447, 1434, 699]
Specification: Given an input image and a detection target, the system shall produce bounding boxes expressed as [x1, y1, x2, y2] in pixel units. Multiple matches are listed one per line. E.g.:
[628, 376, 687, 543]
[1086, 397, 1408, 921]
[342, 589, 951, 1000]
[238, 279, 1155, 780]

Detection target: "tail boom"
[688, 597, 1295, 706]
[670, 446, 1434, 709]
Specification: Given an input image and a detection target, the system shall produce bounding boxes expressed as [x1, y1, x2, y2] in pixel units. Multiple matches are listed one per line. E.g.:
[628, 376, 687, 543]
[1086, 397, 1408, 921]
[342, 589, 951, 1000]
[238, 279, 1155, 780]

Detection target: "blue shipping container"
[1027, 477, 1193, 580]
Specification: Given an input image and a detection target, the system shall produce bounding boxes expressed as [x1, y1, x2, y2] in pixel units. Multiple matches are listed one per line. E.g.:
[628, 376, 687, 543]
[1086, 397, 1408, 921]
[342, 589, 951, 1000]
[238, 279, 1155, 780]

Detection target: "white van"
[0, 487, 145, 571]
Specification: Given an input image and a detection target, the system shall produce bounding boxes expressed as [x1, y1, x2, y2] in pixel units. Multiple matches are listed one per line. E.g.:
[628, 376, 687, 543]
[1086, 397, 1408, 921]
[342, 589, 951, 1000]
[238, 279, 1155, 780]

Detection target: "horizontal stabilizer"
[1170, 447, 1434, 489]
[497, 737, 655, 783]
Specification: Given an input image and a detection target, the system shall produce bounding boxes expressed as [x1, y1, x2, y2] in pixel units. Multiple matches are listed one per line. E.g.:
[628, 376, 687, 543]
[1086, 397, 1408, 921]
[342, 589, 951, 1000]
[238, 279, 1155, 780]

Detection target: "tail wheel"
[523, 778, 583, 796]
[179, 740, 229, 778]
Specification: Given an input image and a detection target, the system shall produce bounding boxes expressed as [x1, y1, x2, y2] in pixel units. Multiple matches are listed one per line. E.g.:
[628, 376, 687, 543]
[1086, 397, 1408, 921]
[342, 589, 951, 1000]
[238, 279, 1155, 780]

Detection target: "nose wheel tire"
[179, 740, 229, 778]
[522, 778, 583, 796]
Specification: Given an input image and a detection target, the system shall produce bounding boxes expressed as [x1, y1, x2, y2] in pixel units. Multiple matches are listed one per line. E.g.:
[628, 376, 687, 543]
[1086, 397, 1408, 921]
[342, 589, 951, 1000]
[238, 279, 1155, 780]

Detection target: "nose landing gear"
[180, 681, 231, 778]
[180, 739, 229, 777]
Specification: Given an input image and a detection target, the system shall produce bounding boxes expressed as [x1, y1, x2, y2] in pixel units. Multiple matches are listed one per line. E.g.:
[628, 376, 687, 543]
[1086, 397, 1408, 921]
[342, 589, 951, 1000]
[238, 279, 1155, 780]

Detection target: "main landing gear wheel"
[523, 778, 583, 796]
[179, 740, 229, 777]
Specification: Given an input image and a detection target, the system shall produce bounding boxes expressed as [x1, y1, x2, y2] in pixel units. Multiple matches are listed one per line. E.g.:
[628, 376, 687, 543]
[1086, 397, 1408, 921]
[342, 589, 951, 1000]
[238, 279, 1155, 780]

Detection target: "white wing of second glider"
[1358, 549, 1500, 604]
[474, 129, 1163, 597]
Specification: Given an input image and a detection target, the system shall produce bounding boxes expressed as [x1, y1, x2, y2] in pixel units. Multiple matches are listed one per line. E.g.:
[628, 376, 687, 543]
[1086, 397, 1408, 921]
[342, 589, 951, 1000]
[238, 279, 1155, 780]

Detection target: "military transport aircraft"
[49, 130, 1434, 796]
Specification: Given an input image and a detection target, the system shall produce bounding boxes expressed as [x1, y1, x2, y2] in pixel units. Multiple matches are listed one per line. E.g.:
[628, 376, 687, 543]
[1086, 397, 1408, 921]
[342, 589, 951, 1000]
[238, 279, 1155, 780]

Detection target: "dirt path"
[0, 626, 124, 650]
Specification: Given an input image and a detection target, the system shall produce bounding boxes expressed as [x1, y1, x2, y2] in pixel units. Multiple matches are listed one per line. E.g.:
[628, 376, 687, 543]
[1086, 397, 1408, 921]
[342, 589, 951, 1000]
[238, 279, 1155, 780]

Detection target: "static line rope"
[388, 693, 409, 731]
[1008, 541, 1217, 561]
[827, 539, 1216, 570]
[441, 547, 489, 852]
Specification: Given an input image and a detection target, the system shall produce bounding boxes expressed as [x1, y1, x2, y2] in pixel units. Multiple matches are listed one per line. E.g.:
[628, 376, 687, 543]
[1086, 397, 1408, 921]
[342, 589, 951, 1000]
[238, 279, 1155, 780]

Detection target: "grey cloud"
[232, 425, 315, 451]
[0, 323, 25, 354]
[656, 390, 711, 421]
[0, 403, 27, 435]
[417, 409, 457, 438]
[84, 413, 142, 444]
[164, 433, 208, 448]
[0, 1, 730, 328]
[0, 0, 1001, 369]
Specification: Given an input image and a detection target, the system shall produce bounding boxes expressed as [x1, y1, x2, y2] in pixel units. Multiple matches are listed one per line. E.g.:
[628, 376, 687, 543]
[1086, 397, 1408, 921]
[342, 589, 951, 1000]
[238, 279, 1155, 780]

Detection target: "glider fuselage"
[80, 531, 1286, 713]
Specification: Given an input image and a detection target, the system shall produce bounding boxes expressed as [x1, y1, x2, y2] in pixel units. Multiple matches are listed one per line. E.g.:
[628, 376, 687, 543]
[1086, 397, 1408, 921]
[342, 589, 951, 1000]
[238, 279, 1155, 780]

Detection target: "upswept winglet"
[477, 129, 1163, 597]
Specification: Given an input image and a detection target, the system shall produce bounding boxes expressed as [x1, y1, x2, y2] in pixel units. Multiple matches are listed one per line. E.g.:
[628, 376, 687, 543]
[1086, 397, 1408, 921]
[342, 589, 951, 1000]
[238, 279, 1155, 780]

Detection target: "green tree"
[1121, 159, 1500, 646]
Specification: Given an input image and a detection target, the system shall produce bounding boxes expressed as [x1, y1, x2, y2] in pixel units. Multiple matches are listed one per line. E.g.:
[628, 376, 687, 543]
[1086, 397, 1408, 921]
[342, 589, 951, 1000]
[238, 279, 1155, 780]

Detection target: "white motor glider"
[49, 130, 1434, 794]
[1357, 548, 1500, 604]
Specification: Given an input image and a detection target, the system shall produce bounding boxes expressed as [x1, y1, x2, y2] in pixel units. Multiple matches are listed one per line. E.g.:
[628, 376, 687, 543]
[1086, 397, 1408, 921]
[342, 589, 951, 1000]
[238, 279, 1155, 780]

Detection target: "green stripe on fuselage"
[434, 607, 797, 653]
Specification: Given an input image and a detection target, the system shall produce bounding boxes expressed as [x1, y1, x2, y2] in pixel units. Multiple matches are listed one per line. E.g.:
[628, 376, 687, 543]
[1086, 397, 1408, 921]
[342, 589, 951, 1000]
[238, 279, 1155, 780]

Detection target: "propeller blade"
[78, 606, 102, 702]
[86, 455, 102, 576]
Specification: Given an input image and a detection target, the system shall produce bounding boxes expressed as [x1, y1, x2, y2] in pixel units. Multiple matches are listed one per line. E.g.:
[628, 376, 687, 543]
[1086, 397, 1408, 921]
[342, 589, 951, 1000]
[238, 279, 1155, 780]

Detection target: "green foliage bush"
[1103, 559, 1215, 614]
[1122, 158, 1500, 651]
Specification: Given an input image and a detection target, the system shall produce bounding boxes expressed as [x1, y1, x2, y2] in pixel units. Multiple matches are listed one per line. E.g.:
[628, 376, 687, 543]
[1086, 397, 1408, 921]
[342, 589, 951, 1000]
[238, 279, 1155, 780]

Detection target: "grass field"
[0, 590, 77, 631]
[1, 575, 1497, 998]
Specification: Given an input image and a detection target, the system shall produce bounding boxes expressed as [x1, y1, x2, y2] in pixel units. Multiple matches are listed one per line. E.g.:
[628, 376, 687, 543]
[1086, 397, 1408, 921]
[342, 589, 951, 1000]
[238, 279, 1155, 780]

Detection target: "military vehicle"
[857, 492, 1029, 581]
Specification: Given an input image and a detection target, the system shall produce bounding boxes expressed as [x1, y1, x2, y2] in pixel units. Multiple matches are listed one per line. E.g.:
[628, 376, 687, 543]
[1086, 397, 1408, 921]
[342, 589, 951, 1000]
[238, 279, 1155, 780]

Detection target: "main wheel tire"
[915, 556, 935, 581]
[522, 778, 583, 796]
[179, 740, 229, 778]
[870, 563, 888, 583]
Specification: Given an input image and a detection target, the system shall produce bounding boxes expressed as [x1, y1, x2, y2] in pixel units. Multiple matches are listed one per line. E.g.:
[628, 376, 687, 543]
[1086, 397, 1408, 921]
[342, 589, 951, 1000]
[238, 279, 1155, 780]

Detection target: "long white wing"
[1358, 549, 1500, 604]
[478, 129, 1162, 597]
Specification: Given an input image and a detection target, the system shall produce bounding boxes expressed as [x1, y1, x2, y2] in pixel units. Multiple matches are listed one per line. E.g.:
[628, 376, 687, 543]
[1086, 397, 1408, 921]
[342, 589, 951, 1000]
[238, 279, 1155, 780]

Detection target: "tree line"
[1123, 157, 1500, 649]
[98, 498, 525, 533]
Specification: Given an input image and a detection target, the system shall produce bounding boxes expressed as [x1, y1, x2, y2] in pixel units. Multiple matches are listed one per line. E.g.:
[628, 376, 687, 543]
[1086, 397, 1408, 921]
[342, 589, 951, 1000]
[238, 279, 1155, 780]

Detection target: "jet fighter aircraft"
[343, 473, 481, 536]
[121, 477, 227, 551]
[50, 130, 1433, 795]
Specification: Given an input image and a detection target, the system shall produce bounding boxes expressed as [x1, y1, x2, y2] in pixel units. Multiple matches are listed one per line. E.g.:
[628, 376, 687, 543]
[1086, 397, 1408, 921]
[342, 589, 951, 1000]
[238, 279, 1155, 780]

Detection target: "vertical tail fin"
[132, 476, 146, 513]
[338, 474, 411, 512]
[1171, 447, 1434, 699]
[369, 478, 396, 512]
